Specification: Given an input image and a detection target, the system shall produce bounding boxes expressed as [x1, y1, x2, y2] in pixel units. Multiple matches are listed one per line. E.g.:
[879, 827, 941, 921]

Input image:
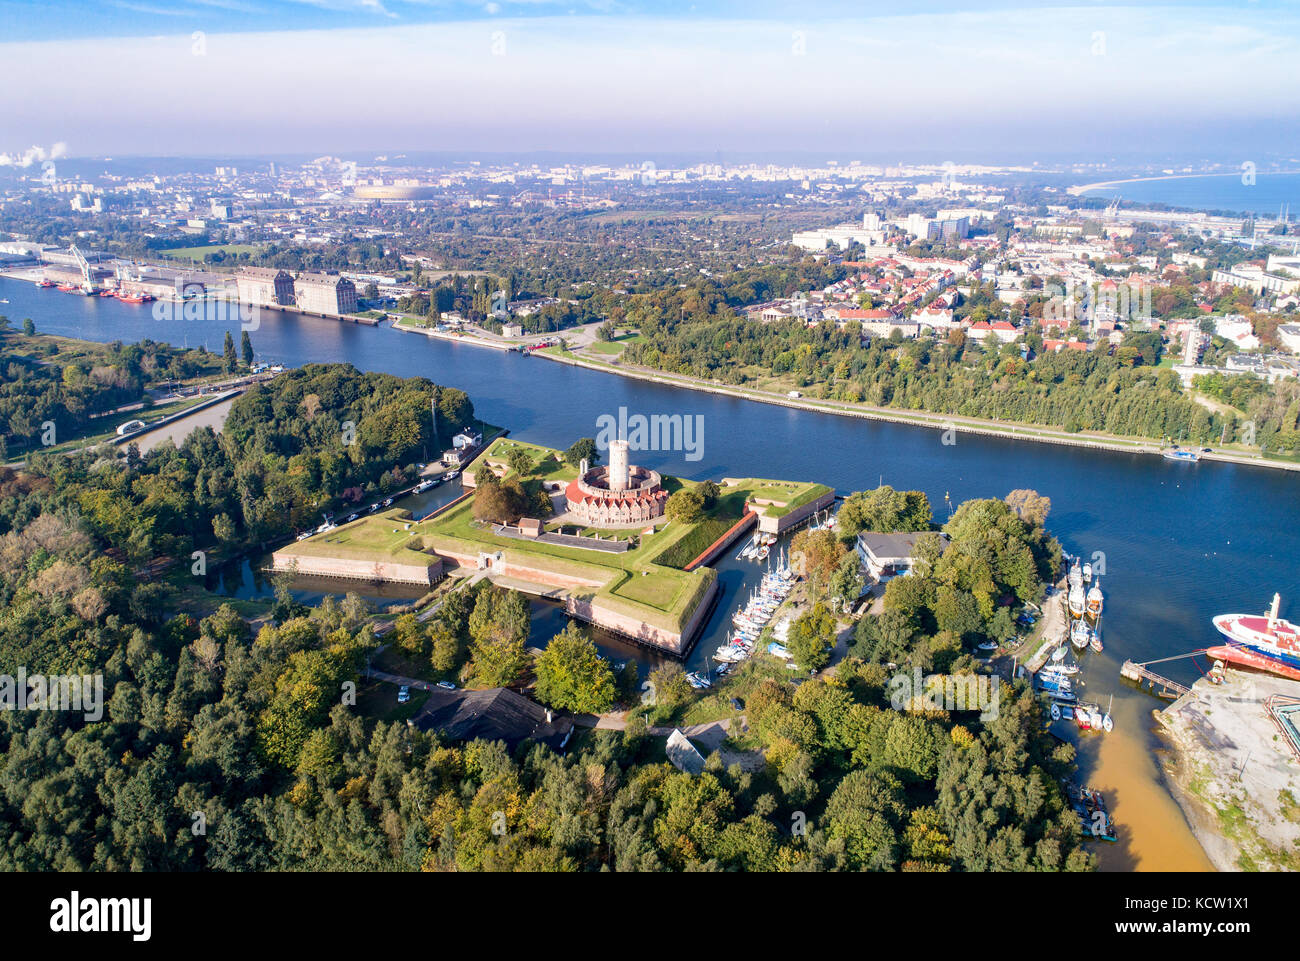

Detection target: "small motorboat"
[1085, 580, 1103, 624]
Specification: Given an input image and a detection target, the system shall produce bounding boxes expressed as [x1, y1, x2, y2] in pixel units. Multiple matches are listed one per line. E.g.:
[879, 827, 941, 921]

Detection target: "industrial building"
[235, 267, 295, 308]
[293, 272, 358, 316]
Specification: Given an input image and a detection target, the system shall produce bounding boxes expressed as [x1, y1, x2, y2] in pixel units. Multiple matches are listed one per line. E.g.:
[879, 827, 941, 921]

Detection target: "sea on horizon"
[1083, 171, 1300, 218]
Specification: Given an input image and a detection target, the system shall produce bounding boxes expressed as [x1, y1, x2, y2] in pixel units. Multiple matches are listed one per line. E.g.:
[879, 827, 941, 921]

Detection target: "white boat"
[1038, 672, 1074, 697]
[1051, 645, 1067, 662]
[1070, 619, 1091, 650]
[1068, 583, 1086, 620]
[1039, 666, 1076, 686]
[1082, 562, 1092, 583]
[686, 672, 711, 689]
[1068, 559, 1083, 590]
[1086, 581, 1103, 621]
[767, 642, 792, 660]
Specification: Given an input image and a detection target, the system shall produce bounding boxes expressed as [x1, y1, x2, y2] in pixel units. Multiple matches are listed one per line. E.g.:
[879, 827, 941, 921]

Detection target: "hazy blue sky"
[0, 1, 1297, 161]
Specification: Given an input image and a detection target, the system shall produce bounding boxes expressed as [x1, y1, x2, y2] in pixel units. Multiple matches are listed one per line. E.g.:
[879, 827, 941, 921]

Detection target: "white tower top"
[608, 440, 630, 492]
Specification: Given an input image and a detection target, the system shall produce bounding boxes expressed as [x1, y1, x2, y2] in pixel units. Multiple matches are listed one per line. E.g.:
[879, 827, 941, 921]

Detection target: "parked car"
[436, 681, 456, 691]
[397, 686, 410, 704]
[346, 513, 359, 522]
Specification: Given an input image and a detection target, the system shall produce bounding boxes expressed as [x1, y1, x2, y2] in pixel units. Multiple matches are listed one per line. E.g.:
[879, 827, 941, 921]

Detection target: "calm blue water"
[1084, 171, 1300, 216]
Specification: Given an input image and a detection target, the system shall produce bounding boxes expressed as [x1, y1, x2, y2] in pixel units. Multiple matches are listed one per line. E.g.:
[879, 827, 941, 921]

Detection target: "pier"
[1120, 658, 1193, 699]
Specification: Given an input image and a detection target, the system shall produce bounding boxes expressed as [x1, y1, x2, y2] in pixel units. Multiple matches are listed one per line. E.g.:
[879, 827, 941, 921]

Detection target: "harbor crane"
[69, 244, 94, 292]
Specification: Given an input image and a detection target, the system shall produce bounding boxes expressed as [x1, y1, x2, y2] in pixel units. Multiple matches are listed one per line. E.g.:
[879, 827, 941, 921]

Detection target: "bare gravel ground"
[1158, 669, 1300, 871]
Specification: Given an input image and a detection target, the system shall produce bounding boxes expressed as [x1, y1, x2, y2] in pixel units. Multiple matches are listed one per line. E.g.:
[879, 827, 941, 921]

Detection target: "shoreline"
[392, 321, 1300, 474]
[1068, 168, 1300, 197]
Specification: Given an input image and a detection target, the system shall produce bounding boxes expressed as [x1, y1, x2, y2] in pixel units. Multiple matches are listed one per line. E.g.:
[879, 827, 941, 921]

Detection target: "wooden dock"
[1120, 660, 1191, 699]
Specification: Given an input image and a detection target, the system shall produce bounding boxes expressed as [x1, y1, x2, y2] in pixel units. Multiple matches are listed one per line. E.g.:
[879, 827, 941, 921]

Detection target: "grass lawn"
[478, 437, 573, 482]
[419, 495, 712, 632]
[277, 509, 437, 567]
[159, 243, 264, 260]
[584, 334, 642, 356]
[735, 477, 832, 518]
[355, 678, 430, 725]
[372, 644, 439, 681]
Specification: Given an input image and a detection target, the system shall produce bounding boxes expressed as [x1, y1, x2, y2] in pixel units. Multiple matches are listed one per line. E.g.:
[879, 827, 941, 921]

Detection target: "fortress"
[564, 440, 668, 528]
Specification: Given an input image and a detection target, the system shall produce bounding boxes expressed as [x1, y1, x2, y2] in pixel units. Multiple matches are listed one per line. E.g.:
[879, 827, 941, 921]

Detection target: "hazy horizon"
[1, 1, 1298, 160]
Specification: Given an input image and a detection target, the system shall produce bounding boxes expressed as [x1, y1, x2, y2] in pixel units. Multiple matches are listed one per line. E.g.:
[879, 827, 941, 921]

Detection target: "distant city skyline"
[1, 1, 1297, 159]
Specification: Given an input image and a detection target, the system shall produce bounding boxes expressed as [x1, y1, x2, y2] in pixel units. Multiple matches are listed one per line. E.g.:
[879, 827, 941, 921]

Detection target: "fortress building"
[565, 440, 668, 528]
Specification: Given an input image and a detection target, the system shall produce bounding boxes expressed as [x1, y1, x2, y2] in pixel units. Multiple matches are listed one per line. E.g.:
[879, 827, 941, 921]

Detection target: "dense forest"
[0, 358, 1092, 871]
[0, 330, 225, 458]
[617, 289, 1298, 451]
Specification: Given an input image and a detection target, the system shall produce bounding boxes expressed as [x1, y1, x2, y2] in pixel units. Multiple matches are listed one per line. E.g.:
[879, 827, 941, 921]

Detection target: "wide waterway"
[6, 275, 1297, 870]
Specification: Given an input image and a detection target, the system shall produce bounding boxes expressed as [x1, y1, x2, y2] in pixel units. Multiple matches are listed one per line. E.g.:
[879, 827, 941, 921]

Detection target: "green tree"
[505, 446, 533, 476]
[467, 587, 530, 687]
[665, 487, 705, 524]
[240, 331, 254, 368]
[837, 486, 932, 540]
[564, 437, 600, 468]
[534, 622, 615, 714]
[222, 331, 237, 374]
[788, 602, 836, 672]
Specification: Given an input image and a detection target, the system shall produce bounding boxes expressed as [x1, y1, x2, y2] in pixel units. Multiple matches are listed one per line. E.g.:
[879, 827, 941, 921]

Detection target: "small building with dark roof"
[412, 686, 573, 752]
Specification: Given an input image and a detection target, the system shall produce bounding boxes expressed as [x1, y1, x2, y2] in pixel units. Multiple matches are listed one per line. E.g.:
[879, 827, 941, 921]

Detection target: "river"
[5, 274, 1295, 871]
